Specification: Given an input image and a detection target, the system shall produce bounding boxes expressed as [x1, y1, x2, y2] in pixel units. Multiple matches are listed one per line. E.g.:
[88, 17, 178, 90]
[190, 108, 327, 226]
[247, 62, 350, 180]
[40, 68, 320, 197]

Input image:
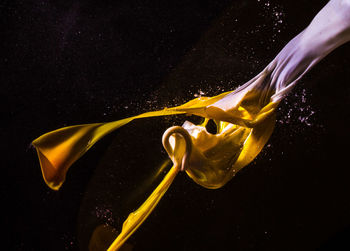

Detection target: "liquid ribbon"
[32, 1, 350, 250]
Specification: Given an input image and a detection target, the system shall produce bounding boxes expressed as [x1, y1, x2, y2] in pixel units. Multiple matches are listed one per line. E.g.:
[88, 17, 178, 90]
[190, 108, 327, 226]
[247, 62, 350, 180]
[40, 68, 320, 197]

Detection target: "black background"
[3, 0, 350, 250]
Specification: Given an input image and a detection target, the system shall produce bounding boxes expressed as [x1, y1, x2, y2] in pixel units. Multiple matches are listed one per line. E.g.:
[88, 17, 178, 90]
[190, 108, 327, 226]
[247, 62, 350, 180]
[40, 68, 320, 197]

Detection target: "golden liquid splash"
[32, 0, 350, 249]
[32, 80, 278, 250]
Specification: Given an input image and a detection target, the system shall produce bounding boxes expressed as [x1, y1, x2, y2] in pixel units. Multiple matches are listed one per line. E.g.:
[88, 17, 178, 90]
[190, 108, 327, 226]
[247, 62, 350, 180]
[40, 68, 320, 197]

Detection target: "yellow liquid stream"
[32, 80, 278, 250]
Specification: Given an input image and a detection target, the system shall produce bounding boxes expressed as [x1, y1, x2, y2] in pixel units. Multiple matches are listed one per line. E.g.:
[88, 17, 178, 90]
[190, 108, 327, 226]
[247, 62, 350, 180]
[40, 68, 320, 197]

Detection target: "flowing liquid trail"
[32, 0, 350, 250]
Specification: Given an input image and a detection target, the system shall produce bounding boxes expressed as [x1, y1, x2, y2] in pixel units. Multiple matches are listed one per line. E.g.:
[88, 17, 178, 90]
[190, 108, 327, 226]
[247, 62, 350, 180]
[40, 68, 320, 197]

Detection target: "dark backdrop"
[3, 0, 350, 250]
